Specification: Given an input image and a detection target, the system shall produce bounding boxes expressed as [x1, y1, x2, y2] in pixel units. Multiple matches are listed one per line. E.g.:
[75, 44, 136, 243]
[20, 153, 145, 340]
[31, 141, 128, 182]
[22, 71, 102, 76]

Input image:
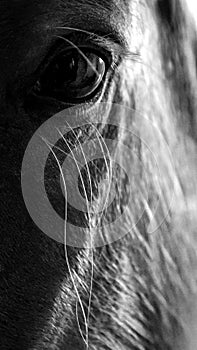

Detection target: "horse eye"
[32, 49, 106, 102]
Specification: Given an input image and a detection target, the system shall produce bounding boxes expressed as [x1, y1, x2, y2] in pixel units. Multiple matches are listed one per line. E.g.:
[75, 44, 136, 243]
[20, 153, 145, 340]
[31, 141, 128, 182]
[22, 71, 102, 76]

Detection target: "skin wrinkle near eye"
[55, 26, 132, 56]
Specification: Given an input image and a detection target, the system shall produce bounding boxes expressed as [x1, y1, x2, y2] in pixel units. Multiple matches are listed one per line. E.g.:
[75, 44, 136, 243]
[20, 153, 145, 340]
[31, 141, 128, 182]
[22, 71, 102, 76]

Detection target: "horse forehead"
[0, 0, 131, 13]
[0, 0, 131, 33]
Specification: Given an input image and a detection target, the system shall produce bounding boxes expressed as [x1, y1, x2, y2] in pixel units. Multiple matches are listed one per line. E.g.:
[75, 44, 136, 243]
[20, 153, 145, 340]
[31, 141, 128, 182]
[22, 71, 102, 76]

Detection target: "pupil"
[56, 54, 78, 86]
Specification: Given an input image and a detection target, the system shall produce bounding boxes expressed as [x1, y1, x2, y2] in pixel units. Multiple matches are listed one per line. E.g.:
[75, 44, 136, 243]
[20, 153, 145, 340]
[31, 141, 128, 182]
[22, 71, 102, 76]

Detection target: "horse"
[1, 0, 197, 349]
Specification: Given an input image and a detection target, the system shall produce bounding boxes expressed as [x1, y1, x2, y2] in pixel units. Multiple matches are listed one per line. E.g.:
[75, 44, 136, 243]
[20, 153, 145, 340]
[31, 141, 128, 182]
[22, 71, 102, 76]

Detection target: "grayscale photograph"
[0, 0, 197, 349]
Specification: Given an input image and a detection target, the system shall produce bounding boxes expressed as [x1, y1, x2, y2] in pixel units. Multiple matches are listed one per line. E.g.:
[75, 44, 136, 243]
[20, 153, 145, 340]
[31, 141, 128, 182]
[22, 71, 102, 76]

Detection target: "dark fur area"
[0, 0, 197, 349]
